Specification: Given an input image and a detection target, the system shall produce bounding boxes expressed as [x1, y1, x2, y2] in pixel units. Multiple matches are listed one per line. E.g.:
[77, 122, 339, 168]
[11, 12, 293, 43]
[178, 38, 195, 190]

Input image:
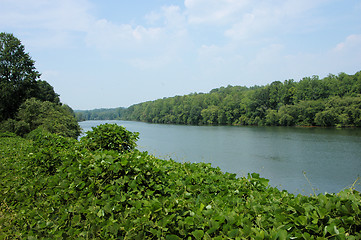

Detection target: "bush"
[0, 131, 18, 138]
[81, 123, 139, 153]
[1, 132, 361, 239]
[26, 127, 78, 175]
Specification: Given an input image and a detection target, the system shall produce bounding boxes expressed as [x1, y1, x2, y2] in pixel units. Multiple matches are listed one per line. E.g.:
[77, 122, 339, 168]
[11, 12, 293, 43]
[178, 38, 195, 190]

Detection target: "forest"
[0, 32, 80, 138]
[75, 107, 125, 121]
[84, 71, 361, 127]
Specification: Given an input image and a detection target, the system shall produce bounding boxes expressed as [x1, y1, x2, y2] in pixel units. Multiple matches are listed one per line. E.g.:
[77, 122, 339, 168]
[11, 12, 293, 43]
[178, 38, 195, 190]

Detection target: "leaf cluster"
[1, 125, 361, 239]
[0, 98, 81, 138]
[80, 123, 139, 153]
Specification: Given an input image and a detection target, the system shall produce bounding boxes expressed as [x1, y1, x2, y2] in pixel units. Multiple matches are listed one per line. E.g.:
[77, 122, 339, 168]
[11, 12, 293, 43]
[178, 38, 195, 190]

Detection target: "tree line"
[0, 32, 80, 138]
[120, 72, 361, 127]
[75, 107, 125, 121]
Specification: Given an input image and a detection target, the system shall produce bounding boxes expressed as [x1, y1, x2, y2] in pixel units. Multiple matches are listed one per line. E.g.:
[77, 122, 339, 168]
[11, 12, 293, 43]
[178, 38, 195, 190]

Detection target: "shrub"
[1, 134, 361, 239]
[81, 123, 139, 153]
[0, 131, 18, 138]
[26, 127, 77, 175]
[17, 98, 81, 138]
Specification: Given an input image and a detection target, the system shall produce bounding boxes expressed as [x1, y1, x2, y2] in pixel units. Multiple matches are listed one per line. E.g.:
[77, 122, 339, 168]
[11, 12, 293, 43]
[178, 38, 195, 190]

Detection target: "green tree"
[16, 98, 81, 138]
[0, 32, 60, 121]
[201, 105, 219, 125]
[35, 80, 60, 104]
[0, 32, 40, 121]
[265, 109, 280, 126]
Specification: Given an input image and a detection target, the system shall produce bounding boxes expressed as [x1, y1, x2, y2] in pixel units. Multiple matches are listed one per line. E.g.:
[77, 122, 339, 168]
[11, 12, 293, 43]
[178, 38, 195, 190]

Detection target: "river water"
[79, 120, 361, 195]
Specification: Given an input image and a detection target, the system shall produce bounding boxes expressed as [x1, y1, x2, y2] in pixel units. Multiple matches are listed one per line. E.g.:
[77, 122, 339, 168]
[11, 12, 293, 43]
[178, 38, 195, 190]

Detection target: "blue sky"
[1, 0, 360, 110]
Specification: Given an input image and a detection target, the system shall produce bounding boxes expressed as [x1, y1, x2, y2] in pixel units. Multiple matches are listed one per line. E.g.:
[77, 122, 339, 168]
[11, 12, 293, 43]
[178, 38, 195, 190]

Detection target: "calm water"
[79, 120, 361, 195]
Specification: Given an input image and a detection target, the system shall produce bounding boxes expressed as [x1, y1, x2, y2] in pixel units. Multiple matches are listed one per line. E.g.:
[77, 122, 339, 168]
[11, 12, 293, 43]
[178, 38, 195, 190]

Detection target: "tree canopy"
[0, 32, 59, 121]
[120, 71, 361, 127]
[0, 32, 79, 138]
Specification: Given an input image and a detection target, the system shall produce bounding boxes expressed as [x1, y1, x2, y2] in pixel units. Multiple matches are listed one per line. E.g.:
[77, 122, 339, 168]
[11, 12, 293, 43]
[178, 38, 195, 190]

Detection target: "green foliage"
[0, 131, 17, 138]
[81, 123, 139, 153]
[75, 107, 125, 121]
[1, 130, 361, 239]
[0, 32, 78, 139]
[34, 80, 60, 104]
[121, 71, 361, 127]
[0, 32, 59, 121]
[0, 118, 30, 137]
[26, 127, 78, 174]
[0, 98, 81, 138]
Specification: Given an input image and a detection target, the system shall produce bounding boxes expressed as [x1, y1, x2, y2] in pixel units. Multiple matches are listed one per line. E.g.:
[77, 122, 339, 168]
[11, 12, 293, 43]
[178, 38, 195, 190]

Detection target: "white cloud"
[333, 34, 361, 53]
[85, 19, 163, 52]
[145, 11, 162, 25]
[327, 34, 361, 73]
[0, 0, 93, 48]
[185, 0, 326, 41]
[0, 0, 92, 31]
[85, 5, 189, 68]
[162, 5, 185, 28]
[224, 1, 325, 40]
[184, 0, 249, 25]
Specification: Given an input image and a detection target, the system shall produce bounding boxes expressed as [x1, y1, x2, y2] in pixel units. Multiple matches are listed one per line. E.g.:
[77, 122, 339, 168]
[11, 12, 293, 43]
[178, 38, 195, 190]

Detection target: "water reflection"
[79, 121, 361, 195]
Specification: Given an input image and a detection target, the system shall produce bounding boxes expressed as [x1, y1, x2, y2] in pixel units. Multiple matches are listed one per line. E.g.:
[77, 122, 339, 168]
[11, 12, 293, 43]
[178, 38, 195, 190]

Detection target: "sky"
[1, 0, 361, 110]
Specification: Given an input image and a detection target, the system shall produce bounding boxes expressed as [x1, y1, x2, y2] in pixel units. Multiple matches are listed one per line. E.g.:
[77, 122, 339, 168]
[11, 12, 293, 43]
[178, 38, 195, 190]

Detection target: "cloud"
[333, 34, 361, 53]
[0, 0, 92, 31]
[327, 34, 361, 73]
[0, 0, 93, 48]
[1, 0, 190, 69]
[85, 19, 163, 52]
[185, 0, 249, 25]
[85, 5, 190, 70]
[224, 0, 328, 40]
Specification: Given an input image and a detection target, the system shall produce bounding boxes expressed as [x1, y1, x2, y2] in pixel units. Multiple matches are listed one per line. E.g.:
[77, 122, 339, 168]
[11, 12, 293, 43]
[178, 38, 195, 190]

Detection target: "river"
[79, 120, 361, 195]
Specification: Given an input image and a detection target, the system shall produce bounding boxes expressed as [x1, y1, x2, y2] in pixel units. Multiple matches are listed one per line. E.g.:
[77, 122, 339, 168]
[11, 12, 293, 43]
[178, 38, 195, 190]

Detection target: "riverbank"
[79, 120, 361, 195]
[1, 129, 361, 238]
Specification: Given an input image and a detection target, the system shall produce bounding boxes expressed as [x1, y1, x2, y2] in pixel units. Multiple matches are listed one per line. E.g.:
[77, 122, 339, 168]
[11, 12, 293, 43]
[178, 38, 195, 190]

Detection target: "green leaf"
[166, 234, 182, 240]
[192, 230, 204, 240]
[277, 229, 287, 240]
[228, 229, 239, 238]
[97, 209, 105, 217]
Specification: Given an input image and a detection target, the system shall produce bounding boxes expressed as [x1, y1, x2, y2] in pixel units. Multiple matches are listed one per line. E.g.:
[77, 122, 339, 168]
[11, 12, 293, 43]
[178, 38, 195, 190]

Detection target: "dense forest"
[75, 107, 124, 121]
[0, 32, 80, 138]
[115, 71, 361, 127]
[77, 71, 361, 127]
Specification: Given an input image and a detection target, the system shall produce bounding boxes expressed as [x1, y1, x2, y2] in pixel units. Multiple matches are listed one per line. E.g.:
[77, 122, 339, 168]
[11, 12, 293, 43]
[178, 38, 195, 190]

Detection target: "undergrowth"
[0, 125, 360, 239]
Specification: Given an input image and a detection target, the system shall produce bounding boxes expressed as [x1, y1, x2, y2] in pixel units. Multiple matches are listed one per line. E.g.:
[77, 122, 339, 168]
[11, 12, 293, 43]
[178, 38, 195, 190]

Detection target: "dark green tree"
[0, 32, 40, 121]
[35, 80, 60, 104]
[0, 32, 60, 121]
[15, 98, 81, 138]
